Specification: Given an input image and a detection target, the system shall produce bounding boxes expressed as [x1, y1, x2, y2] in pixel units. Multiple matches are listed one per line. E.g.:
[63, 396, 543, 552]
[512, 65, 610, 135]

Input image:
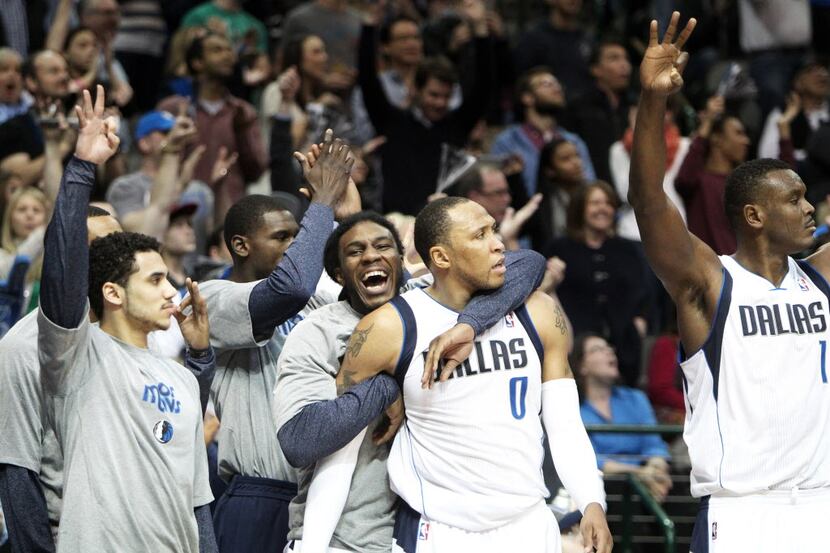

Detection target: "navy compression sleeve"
[184, 348, 216, 416]
[0, 464, 55, 552]
[195, 504, 217, 553]
[248, 202, 334, 340]
[277, 373, 400, 468]
[40, 158, 96, 328]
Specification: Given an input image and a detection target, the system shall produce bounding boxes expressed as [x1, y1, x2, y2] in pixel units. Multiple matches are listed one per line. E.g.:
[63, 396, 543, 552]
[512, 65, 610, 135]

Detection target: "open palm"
[74, 85, 120, 165]
[639, 12, 696, 96]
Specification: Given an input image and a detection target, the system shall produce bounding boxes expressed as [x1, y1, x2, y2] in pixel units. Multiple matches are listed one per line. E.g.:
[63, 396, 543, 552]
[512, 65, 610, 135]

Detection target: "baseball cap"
[169, 201, 199, 221]
[135, 111, 176, 141]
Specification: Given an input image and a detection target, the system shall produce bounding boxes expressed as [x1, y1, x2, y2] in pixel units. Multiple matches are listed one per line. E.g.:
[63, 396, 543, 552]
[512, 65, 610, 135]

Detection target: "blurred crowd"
[0, 0, 829, 531]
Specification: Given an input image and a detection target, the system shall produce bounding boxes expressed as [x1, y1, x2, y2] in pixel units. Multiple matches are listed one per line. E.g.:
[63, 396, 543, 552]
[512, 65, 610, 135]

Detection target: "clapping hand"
[74, 85, 120, 165]
[294, 130, 360, 219]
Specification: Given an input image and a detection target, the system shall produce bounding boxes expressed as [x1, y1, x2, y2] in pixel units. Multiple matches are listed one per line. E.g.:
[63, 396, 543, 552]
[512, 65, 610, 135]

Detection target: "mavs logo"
[153, 420, 174, 444]
[142, 382, 182, 413]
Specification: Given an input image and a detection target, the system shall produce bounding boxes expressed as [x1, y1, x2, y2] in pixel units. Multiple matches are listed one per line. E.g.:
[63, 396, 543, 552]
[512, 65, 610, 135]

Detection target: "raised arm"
[41, 86, 120, 328]
[452, 0, 493, 133]
[357, 18, 396, 134]
[628, 15, 721, 308]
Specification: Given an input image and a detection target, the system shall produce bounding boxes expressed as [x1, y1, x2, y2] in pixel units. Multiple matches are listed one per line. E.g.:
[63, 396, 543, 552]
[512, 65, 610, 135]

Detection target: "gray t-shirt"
[0, 310, 63, 532]
[274, 300, 397, 552]
[201, 276, 339, 482]
[37, 304, 212, 552]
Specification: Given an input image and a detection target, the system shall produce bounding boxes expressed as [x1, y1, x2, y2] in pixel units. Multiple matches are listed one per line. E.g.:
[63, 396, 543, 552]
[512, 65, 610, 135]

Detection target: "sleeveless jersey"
[681, 256, 830, 497]
[386, 288, 549, 532]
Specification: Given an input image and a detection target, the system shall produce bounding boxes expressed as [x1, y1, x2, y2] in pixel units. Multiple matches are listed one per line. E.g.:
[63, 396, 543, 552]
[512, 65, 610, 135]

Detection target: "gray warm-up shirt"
[38, 305, 213, 552]
[0, 310, 62, 533]
[274, 300, 395, 552]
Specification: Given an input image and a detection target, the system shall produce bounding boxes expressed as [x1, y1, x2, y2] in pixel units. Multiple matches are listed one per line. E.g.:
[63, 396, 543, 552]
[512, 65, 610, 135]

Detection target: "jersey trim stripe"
[796, 260, 830, 302]
[702, 270, 733, 402]
[515, 304, 544, 362]
[390, 296, 418, 389]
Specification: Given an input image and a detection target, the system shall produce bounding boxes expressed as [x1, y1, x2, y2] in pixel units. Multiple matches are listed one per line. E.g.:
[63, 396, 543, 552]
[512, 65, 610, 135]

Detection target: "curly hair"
[323, 211, 404, 282]
[88, 232, 160, 319]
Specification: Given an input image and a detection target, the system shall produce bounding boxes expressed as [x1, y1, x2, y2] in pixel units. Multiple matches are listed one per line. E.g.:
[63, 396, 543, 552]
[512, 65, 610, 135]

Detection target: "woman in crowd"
[545, 181, 652, 385]
[0, 188, 48, 302]
[571, 333, 672, 502]
[529, 137, 587, 249]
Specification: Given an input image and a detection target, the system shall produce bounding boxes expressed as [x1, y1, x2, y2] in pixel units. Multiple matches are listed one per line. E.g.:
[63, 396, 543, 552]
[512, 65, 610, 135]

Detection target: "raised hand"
[162, 102, 198, 154]
[499, 193, 542, 247]
[293, 129, 354, 209]
[209, 146, 239, 185]
[639, 12, 696, 97]
[74, 85, 120, 165]
[175, 278, 211, 351]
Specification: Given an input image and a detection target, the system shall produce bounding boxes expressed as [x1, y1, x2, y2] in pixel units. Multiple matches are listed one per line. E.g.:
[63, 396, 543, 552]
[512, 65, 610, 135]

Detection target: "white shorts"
[391, 500, 561, 553]
[690, 488, 830, 553]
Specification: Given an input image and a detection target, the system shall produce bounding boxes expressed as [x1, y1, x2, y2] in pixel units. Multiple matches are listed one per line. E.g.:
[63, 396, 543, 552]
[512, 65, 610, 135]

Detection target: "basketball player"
[629, 13, 830, 552]
[199, 131, 353, 552]
[37, 86, 215, 551]
[0, 207, 120, 553]
[273, 211, 545, 552]
[333, 197, 611, 552]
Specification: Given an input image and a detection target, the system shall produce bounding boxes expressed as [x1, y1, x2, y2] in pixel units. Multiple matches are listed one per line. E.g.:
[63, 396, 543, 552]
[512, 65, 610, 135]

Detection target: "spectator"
[455, 161, 512, 223]
[0, 0, 47, 56]
[162, 202, 199, 290]
[571, 333, 672, 502]
[358, 0, 493, 215]
[64, 26, 102, 97]
[545, 181, 651, 386]
[612, 103, 689, 241]
[0, 187, 48, 290]
[646, 329, 685, 425]
[113, 0, 169, 113]
[491, 66, 594, 198]
[513, 0, 594, 102]
[78, 0, 133, 107]
[0, 49, 32, 125]
[281, 0, 361, 72]
[22, 50, 70, 105]
[158, 32, 267, 223]
[675, 96, 796, 255]
[561, 38, 632, 184]
[758, 62, 830, 163]
[181, 0, 268, 54]
[530, 137, 587, 248]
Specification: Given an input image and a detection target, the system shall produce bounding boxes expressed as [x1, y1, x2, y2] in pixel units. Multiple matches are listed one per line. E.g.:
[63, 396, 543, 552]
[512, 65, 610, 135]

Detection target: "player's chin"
[485, 273, 506, 290]
[153, 316, 173, 331]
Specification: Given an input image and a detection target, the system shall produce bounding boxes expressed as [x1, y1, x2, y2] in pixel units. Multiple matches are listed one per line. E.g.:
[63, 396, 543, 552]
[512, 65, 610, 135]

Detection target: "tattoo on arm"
[554, 303, 567, 335]
[346, 323, 373, 359]
[337, 368, 358, 395]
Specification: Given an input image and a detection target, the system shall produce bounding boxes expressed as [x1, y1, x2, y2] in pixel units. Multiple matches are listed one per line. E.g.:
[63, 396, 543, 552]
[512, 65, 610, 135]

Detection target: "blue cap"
[135, 111, 175, 141]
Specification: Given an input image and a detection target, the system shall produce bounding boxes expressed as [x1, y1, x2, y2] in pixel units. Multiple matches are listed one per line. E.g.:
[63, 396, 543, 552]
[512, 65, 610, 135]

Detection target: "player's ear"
[101, 282, 125, 309]
[743, 203, 764, 229]
[334, 267, 344, 286]
[230, 234, 249, 258]
[430, 245, 451, 270]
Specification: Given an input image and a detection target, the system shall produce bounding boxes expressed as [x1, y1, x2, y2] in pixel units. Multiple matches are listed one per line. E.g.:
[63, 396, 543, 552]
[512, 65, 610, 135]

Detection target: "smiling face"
[301, 35, 328, 82]
[66, 30, 100, 73]
[442, 201, 506, 291]
[583, 186, 616, 236]
[336, 221, 404, 313]
[546, 141, 584, 184]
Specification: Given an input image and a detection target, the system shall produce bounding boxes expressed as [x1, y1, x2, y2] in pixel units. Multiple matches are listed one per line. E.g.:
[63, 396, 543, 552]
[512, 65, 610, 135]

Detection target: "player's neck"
[100, 313, 150, 349]
[733, 244, 790, 287]
[426, 277, 473, 313]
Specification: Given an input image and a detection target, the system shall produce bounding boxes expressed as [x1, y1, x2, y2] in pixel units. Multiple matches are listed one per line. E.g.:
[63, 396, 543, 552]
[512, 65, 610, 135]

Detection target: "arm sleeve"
[357, 23, 395, 134]
[184, 348, 216, 416]
[277, 374, 399, 468]
[269, 115, 301, 194]
[542, 379, 607, 513]
[457, 249, 546, 335]
[40, 157, 96, 328]
[195, 505, 217, 553]
[247, 202, 334, 340]
[301, 428, 366, 552]
[0, 464, 55, 553]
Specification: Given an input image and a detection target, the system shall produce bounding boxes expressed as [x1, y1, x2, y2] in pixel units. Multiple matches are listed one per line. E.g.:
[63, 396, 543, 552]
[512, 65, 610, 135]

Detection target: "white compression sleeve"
[300, 428, 366, 553]
[542, 379, 607, 513]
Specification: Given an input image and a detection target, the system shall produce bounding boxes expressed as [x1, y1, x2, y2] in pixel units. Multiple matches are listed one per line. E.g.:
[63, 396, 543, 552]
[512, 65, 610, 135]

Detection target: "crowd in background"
[0, 0, 829, 542]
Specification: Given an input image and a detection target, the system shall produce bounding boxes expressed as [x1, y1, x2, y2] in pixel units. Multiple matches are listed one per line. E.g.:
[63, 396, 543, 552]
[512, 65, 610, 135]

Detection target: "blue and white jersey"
[387, 288, 549, 532]
[681, 255, 830, 498]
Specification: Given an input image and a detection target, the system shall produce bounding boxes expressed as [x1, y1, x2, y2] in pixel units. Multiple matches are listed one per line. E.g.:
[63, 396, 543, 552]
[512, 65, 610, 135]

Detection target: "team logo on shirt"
[418, 521, 430, 541]
[153, 420, 174, 444]
[711, 521, 717, 540]
[505, 313, 515, 327]
[142, 381, 182, 413]
[798, 277, 810, 291]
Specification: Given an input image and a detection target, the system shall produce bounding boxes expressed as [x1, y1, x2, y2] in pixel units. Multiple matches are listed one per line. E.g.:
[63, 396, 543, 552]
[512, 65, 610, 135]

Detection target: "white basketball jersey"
[681, 256, 830, 498]
[386, 288, 549, 533]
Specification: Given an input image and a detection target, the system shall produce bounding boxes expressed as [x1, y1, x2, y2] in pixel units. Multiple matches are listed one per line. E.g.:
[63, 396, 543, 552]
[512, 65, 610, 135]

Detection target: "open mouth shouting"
[360, 269, 391, 295]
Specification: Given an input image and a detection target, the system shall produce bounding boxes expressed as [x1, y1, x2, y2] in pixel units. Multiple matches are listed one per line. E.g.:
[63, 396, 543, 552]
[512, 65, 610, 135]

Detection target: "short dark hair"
[724, 158, 792, 229]
[380, 16, 420, 45]
[22, 50, 60, 81]
[64, 26, 95, 52]
[566, 180, 619, 239]
[185, 31, 226, 75]
[88, 232, 160, 319]
[323, 211, 404, 281]
[455, 162, 501, 197]
[87, 205, 112, 218]
[415, 57, 457, 90]
[223, 194, 297, 259]
[589, 37, 626, 67]
[414, 196, 469, 267]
